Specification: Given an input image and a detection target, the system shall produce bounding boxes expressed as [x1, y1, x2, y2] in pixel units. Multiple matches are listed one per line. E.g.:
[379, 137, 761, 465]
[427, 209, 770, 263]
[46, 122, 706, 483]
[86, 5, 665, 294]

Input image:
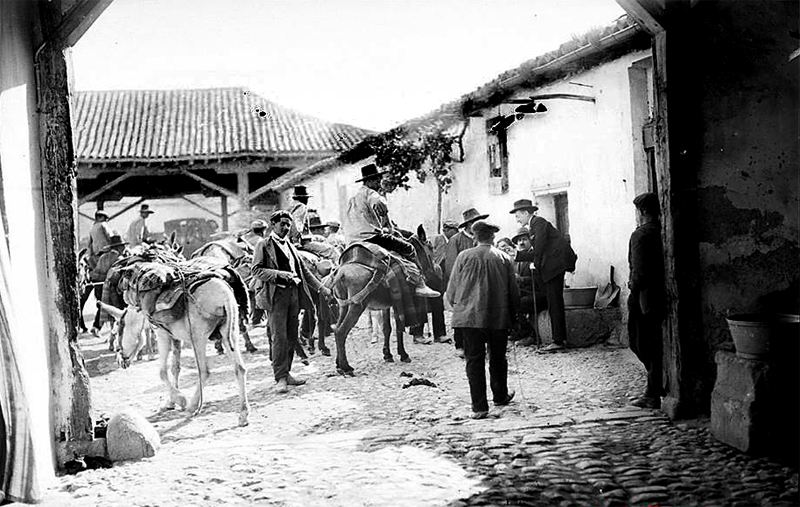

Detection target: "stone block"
[536, 307, 622, 348]
[106, 408, 160, 462]
[711, 350, 798, 463]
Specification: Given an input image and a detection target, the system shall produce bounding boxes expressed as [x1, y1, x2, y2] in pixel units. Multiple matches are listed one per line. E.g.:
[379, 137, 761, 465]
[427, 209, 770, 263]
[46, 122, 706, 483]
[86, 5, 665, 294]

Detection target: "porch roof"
[73, 87, 373, 165]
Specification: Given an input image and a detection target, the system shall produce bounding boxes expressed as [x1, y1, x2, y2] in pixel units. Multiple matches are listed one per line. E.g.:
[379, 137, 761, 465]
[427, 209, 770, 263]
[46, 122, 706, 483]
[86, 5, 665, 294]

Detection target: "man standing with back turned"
[628, 192, 666, 409]
[446, 220, 519, 420]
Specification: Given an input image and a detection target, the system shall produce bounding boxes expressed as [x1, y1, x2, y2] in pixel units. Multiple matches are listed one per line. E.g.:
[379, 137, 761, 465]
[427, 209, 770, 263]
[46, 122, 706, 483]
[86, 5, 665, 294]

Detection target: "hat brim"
[509, 205, 538, 214]
[355, 171, 387, 182]
[105, 242, 128, 248]
[459, 214, 489, 228]
[512, 233, 529, 242]
[140, 210, 155, 214]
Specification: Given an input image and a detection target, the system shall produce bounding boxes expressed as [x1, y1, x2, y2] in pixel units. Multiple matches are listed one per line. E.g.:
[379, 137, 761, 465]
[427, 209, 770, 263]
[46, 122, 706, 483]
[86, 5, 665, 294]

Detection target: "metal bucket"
[726, 313, 800, 360]
[564, 286, 598, 309]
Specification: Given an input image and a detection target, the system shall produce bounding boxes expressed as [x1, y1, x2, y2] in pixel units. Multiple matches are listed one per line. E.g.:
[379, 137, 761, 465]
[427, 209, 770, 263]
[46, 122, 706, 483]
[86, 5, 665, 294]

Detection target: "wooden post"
[221, 195, 229, 231]
[37, 10, 93, 444]
[650, 4, 705, 419]
[237, 169, 250, 211]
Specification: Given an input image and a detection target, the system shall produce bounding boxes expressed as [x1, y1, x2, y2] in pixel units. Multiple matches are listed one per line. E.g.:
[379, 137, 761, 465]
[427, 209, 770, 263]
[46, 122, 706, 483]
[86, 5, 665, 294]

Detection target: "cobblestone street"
[35, 315, 798, 507]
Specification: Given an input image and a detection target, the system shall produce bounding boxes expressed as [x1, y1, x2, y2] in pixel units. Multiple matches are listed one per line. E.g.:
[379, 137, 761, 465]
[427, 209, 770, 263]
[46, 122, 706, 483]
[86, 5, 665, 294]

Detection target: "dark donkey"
[327, 226, 438, 376]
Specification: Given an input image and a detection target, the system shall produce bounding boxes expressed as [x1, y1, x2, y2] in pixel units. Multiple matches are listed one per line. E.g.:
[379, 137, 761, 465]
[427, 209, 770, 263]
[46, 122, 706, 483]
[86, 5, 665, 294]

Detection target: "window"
[554, 192, 570, 240]
[486, 117, 509, 195]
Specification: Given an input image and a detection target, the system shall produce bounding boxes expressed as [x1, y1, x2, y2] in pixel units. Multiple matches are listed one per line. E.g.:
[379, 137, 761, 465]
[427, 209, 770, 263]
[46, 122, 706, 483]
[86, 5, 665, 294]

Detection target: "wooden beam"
[107, 197, 145, 222]
[46, 0, 116, 47]
[616, 0, 665, 34]
[181, 170, 240, 201]
[247, 181, 277, 202]
[78, 172, 131, 205]
[179, 195, 222, 219]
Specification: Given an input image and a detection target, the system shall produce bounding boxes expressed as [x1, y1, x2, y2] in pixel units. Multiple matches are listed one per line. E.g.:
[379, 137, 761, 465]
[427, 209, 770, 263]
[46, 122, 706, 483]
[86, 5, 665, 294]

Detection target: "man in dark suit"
[510, 199, 576, 353]
[628, 193, 666, 409]
[252, 210, 331, 393]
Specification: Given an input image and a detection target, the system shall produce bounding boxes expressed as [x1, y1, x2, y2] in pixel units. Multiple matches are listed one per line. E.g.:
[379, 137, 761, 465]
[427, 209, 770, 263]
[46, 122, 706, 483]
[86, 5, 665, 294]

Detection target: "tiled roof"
[73, 88, 373, 164]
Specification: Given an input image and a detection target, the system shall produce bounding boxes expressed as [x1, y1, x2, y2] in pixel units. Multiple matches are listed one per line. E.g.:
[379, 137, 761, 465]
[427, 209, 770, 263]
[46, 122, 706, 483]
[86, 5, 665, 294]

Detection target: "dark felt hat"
[356, 163, 387, 182]
[459, 208, 489, 228]
[139, 204, 154, 214]
[509, 199, 538, 214]
[307, 215, 326, 231]
[105, 234, 128, 249]
[292, 186, 311, 198]
[512, 226, 530, 243]
[326, 220, 341, 229]
[471, 220, 500, 235]
[95, 210, 109, 220]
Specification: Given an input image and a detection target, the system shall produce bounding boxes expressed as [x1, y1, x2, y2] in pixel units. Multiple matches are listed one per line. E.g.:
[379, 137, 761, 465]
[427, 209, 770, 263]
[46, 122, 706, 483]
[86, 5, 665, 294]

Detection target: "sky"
[71, 0, 626, 132]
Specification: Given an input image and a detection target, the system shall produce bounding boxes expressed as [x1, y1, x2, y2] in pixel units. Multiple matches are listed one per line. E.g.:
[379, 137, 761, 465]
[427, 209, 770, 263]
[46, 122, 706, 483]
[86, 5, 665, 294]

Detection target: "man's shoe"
[434, 335, 452, 344]
[413, 335, 433, 345]
[494, 391, 515, 406]
[90, 327, 101, 337]
[537, 343, 565, 353]
[631, 396, 660, 409]
[414, 285, 441, 298]
[286, 375, 306, 386]
[370, 336, 379, 344]
[275, 378, 289, 394]
[471, 411, 489, 420]
[516, 337, 538, 347]
[456, 348, 465, 359]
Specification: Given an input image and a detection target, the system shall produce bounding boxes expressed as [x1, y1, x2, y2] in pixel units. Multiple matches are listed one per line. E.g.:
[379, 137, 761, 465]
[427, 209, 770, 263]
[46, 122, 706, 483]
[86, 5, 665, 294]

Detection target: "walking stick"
[530, 265, 541, 347]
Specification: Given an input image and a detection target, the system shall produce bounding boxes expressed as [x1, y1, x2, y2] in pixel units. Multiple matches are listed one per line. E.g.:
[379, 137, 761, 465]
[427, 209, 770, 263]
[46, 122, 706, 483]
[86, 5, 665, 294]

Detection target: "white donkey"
[115, 276, 250, 427]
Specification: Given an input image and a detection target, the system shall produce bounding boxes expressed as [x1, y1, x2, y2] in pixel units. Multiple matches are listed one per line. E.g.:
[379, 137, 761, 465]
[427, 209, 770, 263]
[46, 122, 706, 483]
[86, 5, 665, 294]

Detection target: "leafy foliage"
[359, 124, 458, 194]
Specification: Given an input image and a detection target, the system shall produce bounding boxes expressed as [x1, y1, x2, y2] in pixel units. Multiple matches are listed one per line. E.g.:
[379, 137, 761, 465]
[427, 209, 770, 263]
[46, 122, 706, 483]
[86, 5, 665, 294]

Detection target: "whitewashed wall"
[279, 49, 652, 295]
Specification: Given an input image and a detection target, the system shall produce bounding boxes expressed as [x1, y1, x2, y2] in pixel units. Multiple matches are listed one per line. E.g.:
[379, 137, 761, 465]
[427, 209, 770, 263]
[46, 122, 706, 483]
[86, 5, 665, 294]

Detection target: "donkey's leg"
[187, 334, 209, 417]
[334, 303, 364, 376]
[222, 316, 250, 427]
[240, 317, 258, 353]
[396, 312, 410, 363]
[157, 332, 185, 411]
[382, 308, 394, 363]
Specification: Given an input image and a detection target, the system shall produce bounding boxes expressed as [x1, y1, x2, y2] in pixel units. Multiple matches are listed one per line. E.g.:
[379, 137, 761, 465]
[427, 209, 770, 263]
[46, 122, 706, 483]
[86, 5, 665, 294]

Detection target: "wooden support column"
[237, 170, 250, 211]
[37, 6, 92, 444]
[649, 1, 705, 419]
[221, 195, 229, 231]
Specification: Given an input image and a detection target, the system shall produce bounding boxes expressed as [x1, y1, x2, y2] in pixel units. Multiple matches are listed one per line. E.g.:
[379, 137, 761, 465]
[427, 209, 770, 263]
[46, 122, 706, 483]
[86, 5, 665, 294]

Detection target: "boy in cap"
[87, 210, 112, 268]
[446, 219, 518, 419]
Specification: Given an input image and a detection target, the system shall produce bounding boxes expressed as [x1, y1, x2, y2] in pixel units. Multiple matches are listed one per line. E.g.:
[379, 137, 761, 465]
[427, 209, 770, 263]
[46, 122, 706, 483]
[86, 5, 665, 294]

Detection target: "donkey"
[115, 268, 250, 427]
[328, 228, 437, 376]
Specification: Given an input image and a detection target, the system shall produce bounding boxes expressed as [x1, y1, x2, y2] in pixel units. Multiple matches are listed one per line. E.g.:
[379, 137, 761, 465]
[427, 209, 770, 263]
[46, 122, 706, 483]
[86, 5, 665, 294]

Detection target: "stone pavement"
[30, 315, 798, 507]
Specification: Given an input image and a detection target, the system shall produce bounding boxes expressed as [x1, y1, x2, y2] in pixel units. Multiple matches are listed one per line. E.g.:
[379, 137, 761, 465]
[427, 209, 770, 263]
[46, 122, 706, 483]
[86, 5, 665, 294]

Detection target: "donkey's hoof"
[238, 413, 250, 427]
[320, 347, 331, 357]
[245, 344, 258, 353]
[400, 356, 412, 363]
[384, 355, 394, 363]
[337, 368, 355, 377]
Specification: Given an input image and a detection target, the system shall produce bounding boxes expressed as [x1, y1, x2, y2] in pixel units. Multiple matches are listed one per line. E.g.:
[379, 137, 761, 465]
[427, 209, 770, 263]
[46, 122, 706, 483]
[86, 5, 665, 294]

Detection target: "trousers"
[462, 328, 510, 412]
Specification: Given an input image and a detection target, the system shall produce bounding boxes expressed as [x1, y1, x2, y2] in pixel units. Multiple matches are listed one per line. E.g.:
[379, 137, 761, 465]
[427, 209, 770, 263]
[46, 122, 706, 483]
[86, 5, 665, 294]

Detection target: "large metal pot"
[563, 286, 598, 309]
[726, 313, 800, 360]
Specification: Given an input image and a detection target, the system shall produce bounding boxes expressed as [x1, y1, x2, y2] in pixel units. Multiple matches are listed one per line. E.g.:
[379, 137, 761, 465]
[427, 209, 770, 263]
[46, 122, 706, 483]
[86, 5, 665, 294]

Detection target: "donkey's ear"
[416, 224, 426, 243]
[168, 230, 178, 246]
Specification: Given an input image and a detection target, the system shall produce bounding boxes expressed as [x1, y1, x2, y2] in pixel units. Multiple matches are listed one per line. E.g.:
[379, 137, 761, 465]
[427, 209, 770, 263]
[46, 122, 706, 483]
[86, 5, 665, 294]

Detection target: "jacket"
[443, 231, 476, 288]
[251, 235, 325, 312]
[515, 216, 576, 283]
[446, 245, 520, 329]
[628, 219, 665, 317]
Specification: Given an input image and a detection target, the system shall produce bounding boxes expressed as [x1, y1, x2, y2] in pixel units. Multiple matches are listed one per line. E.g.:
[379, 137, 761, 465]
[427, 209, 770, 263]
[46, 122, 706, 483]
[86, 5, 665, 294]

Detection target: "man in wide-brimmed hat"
[511, 226, 548, 347]
[345, 163, 439, 299]
[288, 186, 312, 243]
[442, 207, 489, 354]
[446, 219, 518, 419]
[87, 209, 112, 268]
[126, 203, 154, 246]
[509, 198, 577, 353]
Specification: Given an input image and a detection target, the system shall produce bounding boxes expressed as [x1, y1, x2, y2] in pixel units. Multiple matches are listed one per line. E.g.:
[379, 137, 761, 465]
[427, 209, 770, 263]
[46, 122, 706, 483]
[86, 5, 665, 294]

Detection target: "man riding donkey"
[344, 163, 440, 299]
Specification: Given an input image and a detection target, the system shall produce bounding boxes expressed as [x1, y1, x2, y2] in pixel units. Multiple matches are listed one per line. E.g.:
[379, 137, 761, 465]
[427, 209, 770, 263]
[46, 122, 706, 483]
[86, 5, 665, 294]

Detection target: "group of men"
[245, 162, 666, 418]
